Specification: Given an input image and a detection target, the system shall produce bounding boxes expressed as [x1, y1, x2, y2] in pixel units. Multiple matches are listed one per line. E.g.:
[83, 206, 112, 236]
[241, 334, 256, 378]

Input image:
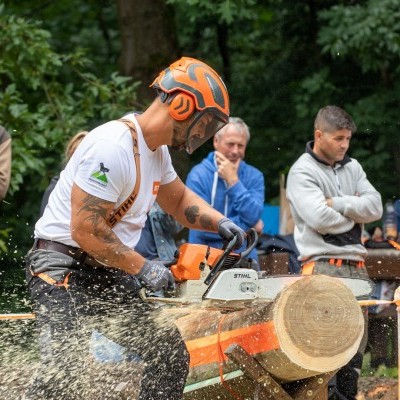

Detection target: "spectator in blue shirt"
[186, 117, 265, 265]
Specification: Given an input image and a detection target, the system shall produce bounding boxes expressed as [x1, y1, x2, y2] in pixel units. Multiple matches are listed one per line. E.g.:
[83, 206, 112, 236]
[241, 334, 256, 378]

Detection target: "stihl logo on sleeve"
[153, 181, 160, 195]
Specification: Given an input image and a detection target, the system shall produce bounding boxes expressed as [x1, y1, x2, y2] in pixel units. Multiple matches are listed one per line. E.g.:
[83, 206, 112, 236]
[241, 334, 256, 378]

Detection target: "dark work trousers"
[25, 250, 189, 400]
[302, 261, 369, 400]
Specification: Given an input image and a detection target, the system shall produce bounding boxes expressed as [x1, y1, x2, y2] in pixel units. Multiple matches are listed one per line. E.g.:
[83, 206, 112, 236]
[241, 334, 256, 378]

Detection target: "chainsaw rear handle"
[204, 235, 238, 286]
[221, 228, 258, 257]
[238, 228, 258, 259]
[204, 228, 258, 286]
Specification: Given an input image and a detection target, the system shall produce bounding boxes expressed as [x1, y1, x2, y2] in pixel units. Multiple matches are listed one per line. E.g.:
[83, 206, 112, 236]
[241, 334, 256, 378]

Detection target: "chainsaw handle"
[204, 228, 258, 286]
[204, 235, 238, 286]
[238, 228, 258, 260]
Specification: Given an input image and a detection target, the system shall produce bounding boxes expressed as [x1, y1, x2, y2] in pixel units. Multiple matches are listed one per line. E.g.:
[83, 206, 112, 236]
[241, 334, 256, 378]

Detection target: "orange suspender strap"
[106, 118, 141, 228]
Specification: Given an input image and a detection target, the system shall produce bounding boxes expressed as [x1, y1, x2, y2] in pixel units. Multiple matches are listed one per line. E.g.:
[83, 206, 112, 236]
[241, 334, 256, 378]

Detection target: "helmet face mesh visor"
[186, 111, 227, 154]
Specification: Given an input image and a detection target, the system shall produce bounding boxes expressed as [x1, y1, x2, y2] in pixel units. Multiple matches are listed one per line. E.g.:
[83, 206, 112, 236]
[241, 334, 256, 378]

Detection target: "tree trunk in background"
[217, 22, 231, 85]
[115, 0, 189, 180]
[116, 0, 179, 103]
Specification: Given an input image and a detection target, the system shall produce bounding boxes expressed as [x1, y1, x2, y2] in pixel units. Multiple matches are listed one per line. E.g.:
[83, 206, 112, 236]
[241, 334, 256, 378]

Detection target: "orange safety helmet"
[150, 57, 230, 154]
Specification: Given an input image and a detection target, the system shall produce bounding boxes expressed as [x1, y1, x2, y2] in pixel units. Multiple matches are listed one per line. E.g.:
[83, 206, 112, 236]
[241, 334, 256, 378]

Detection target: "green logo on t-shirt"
[90, 163, 109, 187]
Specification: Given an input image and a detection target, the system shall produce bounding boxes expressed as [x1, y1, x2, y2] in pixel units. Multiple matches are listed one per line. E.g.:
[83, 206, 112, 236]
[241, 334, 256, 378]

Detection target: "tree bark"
[217, 22, 231, 85]
[115, 0, 189, 177]
[115, 0, 179, 104]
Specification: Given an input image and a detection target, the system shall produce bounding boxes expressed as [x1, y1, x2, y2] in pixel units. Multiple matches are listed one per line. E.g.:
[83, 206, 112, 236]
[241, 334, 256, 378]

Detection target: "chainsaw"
[142, 229, 375, 306]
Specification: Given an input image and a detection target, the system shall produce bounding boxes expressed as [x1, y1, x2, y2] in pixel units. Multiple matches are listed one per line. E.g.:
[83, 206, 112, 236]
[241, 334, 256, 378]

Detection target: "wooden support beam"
[290, 370, 337, 400]
[225, 343, 292, 400]
[225, 344, 335, 400]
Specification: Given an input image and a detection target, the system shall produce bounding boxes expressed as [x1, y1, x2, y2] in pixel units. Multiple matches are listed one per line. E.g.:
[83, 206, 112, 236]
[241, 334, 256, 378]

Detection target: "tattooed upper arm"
[78, 193, 113, 227]
[71, 184, 114, 236]
[70, 184, 133, 263]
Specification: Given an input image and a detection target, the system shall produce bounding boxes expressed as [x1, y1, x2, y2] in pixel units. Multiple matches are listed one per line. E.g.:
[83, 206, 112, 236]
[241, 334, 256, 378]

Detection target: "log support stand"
[225, 344, 337, 400]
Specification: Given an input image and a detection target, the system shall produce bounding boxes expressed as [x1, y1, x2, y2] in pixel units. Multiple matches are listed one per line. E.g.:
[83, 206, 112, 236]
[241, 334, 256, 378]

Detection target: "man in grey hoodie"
[287, 105, 382, 400]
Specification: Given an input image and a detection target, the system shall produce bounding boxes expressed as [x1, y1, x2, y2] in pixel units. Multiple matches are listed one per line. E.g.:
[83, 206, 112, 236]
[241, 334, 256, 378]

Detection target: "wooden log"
[170, 274, 364, 391]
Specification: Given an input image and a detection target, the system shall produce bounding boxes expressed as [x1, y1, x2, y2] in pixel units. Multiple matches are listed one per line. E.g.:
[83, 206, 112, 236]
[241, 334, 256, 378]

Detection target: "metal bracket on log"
[224, 344, 337, 400]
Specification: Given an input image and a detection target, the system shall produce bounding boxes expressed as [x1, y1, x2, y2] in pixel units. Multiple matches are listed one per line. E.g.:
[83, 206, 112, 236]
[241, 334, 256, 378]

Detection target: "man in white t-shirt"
[25, 57, 244, 400]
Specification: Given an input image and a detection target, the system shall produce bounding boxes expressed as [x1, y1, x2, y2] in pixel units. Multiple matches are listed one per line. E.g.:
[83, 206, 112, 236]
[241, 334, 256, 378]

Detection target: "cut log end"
[274, 274, 364, 373]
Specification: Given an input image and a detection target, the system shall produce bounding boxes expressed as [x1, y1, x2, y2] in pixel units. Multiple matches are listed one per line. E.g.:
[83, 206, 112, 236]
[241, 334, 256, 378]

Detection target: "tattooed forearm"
[91, 240, 132, 267]
[184, 205, 200, 224]
[199, 214, 213, 230]
[184, 205, 214, 230]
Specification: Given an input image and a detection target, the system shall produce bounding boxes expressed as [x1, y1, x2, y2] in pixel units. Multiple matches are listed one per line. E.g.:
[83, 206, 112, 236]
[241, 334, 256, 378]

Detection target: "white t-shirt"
[35, 114, 177, 249]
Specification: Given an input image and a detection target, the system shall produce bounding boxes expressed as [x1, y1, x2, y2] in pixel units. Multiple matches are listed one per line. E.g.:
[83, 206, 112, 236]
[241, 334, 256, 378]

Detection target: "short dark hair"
[314, 105, 357, 134]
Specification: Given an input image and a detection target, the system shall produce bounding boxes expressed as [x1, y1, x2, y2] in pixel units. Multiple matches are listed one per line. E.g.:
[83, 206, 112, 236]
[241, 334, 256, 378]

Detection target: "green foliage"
[0, 228, 10, 253]
[2, 0, 120, 80]
[166, 0, 257, 24]
[318, 0, 400, 75]
[362, 352, 398, 378]
[0, 5, 140, 257]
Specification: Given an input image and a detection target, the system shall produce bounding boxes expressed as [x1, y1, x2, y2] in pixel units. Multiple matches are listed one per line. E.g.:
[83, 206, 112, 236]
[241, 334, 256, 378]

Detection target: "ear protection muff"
[168, 92, 195, 121]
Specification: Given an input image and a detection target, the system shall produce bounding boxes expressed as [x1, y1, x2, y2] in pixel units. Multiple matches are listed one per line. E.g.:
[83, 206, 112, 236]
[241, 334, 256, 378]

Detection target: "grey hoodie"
[287, 142, 382, 262]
